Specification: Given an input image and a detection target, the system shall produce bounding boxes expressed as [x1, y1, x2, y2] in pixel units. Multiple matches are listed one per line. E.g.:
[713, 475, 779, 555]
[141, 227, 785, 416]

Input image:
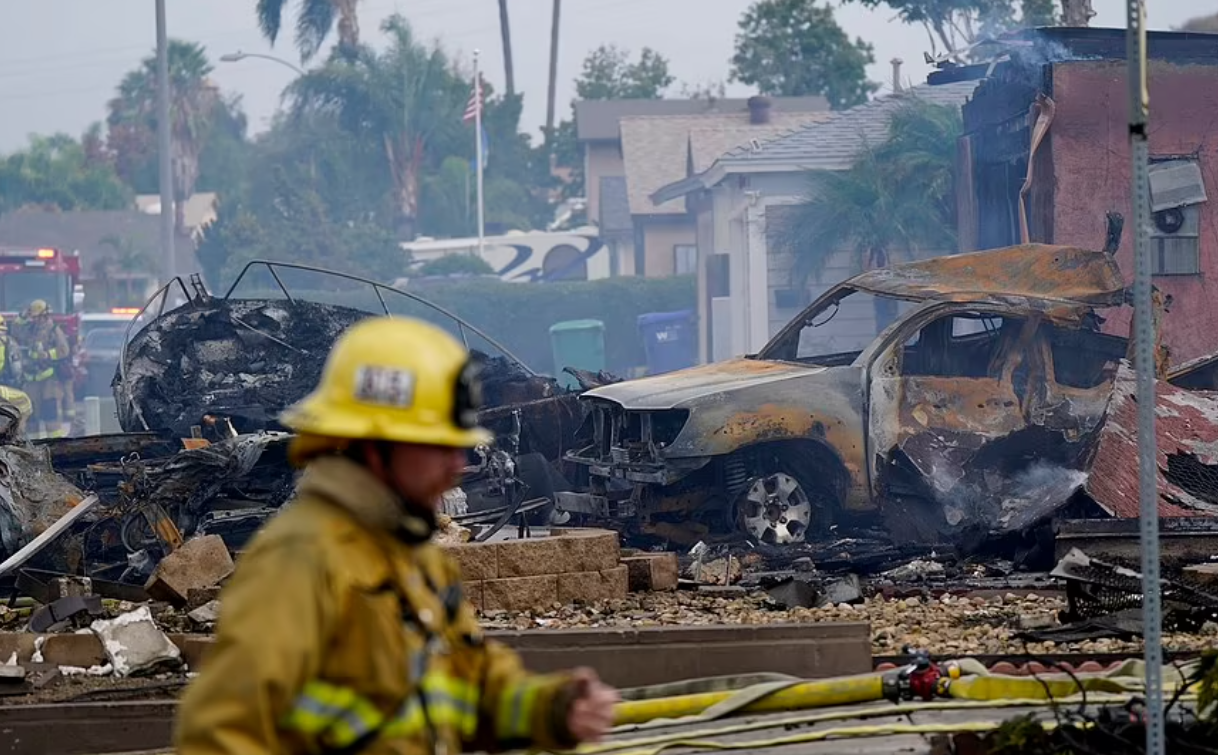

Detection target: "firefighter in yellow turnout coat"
[175, 317, 618, 755]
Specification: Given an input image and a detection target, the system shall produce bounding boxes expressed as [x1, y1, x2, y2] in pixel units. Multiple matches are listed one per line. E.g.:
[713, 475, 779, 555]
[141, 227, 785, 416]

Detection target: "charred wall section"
[959, 61, 1049, 251]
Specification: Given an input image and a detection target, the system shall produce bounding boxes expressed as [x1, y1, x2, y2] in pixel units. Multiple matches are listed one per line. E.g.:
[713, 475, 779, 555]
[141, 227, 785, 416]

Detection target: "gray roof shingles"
[720, 81, 981, 171]
[621, 112, 826, 215]
[575, 96, 829, 142]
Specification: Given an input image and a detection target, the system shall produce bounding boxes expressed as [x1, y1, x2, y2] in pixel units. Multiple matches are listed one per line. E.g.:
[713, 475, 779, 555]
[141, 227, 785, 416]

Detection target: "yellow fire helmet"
[25, 299, 49, 317]
[280, 316, 493, 449]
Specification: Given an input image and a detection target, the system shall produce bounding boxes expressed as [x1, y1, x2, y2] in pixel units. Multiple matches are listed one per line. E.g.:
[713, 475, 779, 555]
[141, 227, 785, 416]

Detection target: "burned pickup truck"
[560, 243, 1132, 547]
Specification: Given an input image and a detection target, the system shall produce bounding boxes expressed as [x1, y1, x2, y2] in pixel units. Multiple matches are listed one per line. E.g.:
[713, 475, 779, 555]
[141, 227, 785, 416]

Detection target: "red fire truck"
[0, 246, 85, 390]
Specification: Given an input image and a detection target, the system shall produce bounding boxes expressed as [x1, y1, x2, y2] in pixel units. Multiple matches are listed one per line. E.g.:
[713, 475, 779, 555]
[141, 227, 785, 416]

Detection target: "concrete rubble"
[90, 606, 182, 678]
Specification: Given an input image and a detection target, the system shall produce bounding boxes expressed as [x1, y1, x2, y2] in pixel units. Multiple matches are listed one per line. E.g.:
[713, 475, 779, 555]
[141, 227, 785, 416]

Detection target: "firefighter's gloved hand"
[32, 350, 48, 360]
[565, 667, 619, 744]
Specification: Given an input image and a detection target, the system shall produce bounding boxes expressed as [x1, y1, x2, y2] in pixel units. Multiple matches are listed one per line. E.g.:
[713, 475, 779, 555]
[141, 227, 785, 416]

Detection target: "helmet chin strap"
[352, 440, 438, 543]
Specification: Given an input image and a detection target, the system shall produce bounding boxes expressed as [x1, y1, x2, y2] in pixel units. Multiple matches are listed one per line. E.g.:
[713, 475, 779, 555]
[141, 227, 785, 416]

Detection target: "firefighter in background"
[13, 300, 71, 438]
[0, 315, 32, 439]
[175, 316, 618, 755]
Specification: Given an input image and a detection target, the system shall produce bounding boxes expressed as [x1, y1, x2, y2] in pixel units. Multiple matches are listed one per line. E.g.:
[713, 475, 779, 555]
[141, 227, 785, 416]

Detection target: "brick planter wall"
[443, 529, 628, 612]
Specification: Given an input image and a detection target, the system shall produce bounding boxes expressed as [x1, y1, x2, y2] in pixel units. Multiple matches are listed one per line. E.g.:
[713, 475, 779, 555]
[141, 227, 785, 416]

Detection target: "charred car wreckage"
[558, 240, 1218, 554]
[3, 241, 1218, 595]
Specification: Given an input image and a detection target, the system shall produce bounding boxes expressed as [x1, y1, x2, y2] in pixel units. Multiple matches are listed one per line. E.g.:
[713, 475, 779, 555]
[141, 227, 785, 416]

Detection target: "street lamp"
[219, 51, 306, 76]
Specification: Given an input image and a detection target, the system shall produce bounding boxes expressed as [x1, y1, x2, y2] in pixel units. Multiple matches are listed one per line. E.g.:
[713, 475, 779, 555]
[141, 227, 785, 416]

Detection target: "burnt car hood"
[849, 243, 1126, 310]
[582, 358, 830, 410]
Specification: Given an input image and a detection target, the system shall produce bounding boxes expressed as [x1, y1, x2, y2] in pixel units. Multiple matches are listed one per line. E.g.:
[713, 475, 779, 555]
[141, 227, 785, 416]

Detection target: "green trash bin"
[550, 319, 605, 390]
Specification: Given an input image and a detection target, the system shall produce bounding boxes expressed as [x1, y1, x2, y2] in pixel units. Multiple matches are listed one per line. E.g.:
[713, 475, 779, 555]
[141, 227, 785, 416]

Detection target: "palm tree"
[776, 98, 961, 332]
[286, 14, 467, 240]
[497, 0, 515, 95]
[255, 0, 361, 62]
[95, 235, 159, 306]
[107, 41, 220, 235]
[1059, 0, 1095, 26]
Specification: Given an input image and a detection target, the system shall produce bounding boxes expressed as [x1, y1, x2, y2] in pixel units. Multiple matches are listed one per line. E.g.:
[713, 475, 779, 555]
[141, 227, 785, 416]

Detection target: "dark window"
[903, 314, 1011, 378]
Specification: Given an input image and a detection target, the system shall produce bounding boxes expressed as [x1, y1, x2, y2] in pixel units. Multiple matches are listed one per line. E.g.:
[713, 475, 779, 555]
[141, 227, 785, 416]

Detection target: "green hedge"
[229, 275, 697, 375]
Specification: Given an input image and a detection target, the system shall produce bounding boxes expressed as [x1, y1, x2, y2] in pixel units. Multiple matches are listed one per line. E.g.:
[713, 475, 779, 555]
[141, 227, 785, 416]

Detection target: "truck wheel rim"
[736, 472, 812, 545]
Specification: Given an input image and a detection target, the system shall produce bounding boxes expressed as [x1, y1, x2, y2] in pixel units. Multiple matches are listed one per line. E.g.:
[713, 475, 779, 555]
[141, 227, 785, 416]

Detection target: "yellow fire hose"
[576, 720, 1068, 755]
[612, 658, 1196, 728]
[612, 673, 886, 726]
[585, 696, 1150, 755]
[592, 659, 1200, 754]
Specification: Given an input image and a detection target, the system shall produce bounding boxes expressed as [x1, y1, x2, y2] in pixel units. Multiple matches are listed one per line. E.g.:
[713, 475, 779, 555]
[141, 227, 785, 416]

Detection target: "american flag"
[463, 74, 483, 123]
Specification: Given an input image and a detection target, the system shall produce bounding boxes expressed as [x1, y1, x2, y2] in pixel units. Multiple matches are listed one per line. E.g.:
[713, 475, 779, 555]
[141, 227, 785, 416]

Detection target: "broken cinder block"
[621, 553, 679, 592]
[90, 605, 182, 678]
[28, 595, 105, 634]
[188, 600, 221, 626]
[820, 574, 862, 606]
[145, 535, 234, 607]
[766, 576, 819, 609]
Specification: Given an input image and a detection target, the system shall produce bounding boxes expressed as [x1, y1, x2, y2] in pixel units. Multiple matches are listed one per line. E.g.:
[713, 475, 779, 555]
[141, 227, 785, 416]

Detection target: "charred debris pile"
[4, 251, 1218, 618]
[0, 290, 613, 609]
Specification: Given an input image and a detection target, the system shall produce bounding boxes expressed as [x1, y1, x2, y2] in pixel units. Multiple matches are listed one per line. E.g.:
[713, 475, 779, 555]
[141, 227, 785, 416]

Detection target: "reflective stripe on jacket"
[20, 322, 68, 383]
[174, 455, 579, 755]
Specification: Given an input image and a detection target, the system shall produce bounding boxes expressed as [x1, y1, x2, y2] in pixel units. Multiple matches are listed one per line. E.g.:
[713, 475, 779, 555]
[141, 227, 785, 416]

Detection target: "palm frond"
[255, 0, 288, 45]
[779, 95, 963, 287]
[296, 0, 337, 62]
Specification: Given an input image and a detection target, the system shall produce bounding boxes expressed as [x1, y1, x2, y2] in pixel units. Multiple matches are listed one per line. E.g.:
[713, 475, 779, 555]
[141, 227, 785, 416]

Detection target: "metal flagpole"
[474, 50, 486, 259]
[1127, 1, 1164, 753]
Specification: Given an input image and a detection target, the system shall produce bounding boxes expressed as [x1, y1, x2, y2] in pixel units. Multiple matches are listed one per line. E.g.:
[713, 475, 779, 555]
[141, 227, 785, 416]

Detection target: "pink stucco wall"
[1048, 60, 1218, 364]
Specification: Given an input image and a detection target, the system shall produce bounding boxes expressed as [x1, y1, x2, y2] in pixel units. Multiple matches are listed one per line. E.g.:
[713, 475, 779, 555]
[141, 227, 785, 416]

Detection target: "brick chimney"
[891, 58, 904, 93]
[747, 95, 772, 125]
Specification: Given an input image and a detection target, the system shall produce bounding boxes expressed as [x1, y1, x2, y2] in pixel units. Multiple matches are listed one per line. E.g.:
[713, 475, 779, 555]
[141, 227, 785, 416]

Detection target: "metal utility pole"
[155, 0, 176, 285]
[497, 0, 515, 96]
[1127, 1, 1163, 754]
[473, 50, 485, 260]
[545, 0, 562, 148]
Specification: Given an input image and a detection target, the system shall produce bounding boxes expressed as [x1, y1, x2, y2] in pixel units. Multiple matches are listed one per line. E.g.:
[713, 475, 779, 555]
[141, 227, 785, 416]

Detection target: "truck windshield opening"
[1, 271, 71, 313]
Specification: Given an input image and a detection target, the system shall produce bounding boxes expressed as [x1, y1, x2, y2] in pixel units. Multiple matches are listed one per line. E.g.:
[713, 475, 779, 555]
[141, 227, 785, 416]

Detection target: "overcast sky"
[0, 0, 1208, 152]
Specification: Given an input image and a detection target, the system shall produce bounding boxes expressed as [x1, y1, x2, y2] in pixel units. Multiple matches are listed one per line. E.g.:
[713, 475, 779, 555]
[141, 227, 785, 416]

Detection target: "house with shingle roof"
[650, 79, 982, 363]
[577, 96, 830, 278]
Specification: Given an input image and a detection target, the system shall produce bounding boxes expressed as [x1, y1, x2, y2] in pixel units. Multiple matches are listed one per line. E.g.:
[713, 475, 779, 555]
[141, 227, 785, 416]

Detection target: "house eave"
[650, 175, 708, 206]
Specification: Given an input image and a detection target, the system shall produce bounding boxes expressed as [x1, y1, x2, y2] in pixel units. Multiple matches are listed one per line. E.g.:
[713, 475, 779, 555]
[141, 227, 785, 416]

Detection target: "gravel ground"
[5, 587, 1215, 706]
[477, 589, 1218, 656]
[4, 588, 1213, 704]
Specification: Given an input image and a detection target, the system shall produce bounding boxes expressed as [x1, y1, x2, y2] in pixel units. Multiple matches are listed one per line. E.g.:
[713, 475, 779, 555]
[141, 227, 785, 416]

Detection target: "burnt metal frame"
[117, 260, 537, 432]
[221, 260, 535, 373]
